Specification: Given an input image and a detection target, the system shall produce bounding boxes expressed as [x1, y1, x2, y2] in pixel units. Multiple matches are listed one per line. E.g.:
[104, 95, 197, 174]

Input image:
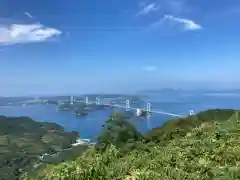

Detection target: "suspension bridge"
[65, 96, 194, 118]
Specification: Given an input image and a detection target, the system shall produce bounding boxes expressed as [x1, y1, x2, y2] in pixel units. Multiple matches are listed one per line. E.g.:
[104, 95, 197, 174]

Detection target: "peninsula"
[0, 116, 88, 180]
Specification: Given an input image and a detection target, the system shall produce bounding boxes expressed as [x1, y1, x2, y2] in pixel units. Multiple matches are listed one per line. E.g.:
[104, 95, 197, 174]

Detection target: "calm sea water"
[0, 94, 240, 141]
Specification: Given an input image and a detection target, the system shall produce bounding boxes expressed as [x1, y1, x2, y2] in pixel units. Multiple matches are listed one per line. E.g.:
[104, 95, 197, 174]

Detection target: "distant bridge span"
[61, 96, 194, 118]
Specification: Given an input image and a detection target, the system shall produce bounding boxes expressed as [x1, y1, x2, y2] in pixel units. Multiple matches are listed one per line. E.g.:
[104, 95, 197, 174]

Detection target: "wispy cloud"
[143, 66, 157, 72]
[137, 3, 160, 16]
[0, 23, 62, 45]
[24, 12, 33, 19]
[163, 15, 202, 31]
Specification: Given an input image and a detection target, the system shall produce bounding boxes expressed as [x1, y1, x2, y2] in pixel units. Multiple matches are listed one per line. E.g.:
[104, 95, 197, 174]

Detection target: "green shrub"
[24, 110, 240, 180]
[95, 112, 143, 154]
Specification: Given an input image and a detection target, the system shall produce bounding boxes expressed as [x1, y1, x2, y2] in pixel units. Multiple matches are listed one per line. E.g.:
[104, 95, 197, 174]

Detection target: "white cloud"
[143, 66, 157, 71]
[137, 3, 160, 16]
[0, 23, 62, 45]
[24, 12, 33, 19]
[163, 15, 202, 30]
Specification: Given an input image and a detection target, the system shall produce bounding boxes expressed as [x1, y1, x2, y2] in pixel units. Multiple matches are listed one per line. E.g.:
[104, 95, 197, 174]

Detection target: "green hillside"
[0, 116, 79, 180]
[22, 109, 240, 180]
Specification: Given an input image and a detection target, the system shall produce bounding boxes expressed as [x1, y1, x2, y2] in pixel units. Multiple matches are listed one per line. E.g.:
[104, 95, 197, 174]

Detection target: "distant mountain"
[138, 88, 184, 94]
[200, 89, 240, 94]
[0, 97, 33, 106]
[138, 88, 240, 95]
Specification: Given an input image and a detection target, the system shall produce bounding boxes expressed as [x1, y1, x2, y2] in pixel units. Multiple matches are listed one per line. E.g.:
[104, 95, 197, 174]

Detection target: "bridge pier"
[189, 110, 194, 116]
[136, 108, 141, 116]
[146, 102, 151, 113]
[126, 100, 130, 110]
[70, 96, 74, 105]
[85, 96, 88, 104]
[96, 97, 100, 105]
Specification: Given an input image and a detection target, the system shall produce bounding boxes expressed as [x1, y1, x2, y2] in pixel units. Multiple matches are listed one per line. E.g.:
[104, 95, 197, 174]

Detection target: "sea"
[0, 92, 240, 142]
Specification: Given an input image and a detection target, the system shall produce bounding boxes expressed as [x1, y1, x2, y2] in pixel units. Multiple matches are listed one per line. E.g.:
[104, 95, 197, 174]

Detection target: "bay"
[0, 93, 240, 141]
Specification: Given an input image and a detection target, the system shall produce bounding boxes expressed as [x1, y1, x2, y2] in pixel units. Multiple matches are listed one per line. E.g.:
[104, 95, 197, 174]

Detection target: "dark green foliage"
[40, 122, 65, 131]
[0, 116, 79, 180]
[4, 109, 240, 180]
[96, 112, 143, 154]
[28, 109, 240, 180]
[144, 109, 238, 145]
[0, 116, 45, 136]
[41, 144, 89, 165]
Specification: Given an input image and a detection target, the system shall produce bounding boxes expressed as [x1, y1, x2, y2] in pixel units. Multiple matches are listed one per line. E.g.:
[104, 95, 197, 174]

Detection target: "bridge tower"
[126, 100, 130, 110]
[96, 97, 100, 105]
[70, 96, 74, 105]
[85, 96, 89, 104]
[146, 102, 151, 113]
[189, 110, 194, 116]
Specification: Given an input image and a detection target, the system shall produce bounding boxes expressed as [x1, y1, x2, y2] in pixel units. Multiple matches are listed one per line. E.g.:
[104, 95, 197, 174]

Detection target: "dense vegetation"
[21, 109, 240, 180]
[0, 116, 80, 180]
[95, 113, 144, 155]
[144, 109, 237, 144]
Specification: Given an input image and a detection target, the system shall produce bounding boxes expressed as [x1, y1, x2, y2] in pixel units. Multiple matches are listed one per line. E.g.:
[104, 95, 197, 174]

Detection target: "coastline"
[72, 138, 96, 146]
[39, 137, 95, 163]
[0, 115, 81, 179]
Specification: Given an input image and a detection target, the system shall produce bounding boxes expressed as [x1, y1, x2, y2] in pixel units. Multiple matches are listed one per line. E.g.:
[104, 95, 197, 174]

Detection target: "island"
[56, 103, 74, 111]
[73, 109, 88, 116]
[57, 102, 113, 117]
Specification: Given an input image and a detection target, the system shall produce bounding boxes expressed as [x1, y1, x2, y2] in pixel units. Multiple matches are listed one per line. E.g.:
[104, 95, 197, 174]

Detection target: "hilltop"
[22, 109, 240, 180]
[0, 116, 84, 180]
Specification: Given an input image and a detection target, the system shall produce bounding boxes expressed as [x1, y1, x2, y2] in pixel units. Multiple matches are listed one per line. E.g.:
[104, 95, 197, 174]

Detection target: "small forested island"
[56, 104, 74, 111]
[73, 109, 88, 116]
[0, 116, 88, 180]
[21, 109, 240, 180]
[57, 103, 111, 117]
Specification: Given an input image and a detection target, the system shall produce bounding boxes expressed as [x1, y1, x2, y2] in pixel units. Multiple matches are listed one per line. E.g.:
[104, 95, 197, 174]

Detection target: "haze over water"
[0, 93, 240, 141]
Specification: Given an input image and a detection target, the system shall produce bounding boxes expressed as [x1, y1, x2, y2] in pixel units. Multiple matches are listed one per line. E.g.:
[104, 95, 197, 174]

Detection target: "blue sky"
[0, 0, 240, 95]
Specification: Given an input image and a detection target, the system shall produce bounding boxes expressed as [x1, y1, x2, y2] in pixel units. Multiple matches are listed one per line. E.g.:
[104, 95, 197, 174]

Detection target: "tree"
[95, 112, 143, 154]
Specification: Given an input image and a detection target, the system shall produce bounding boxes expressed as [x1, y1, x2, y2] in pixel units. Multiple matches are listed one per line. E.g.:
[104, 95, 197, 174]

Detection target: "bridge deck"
[71, 100, 185, 117]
